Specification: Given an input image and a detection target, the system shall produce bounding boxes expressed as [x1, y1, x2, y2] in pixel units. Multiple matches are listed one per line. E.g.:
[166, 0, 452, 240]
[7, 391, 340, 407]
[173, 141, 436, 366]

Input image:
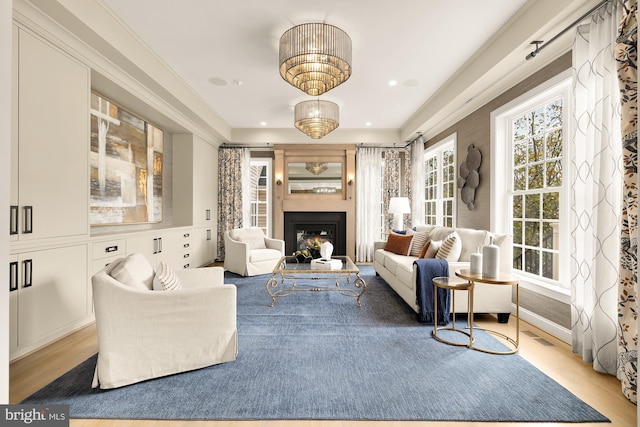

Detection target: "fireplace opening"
[284, 212, 346, 256]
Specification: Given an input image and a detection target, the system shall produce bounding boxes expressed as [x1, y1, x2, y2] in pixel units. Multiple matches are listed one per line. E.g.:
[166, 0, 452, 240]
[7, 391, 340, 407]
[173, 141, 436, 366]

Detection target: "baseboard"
[514, 304, 571, 344]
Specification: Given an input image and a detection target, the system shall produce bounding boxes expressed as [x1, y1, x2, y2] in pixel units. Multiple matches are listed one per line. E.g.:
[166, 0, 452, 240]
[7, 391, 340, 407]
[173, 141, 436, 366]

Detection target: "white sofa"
[92, 253, 238, 389]
[374, 225, 513, 322]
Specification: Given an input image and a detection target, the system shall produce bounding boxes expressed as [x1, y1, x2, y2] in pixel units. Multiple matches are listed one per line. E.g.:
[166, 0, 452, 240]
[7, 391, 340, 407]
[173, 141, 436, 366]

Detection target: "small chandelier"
[294, 100, 339, 139]
[305, 162, 328, 175]
[279, 23, 352, 96]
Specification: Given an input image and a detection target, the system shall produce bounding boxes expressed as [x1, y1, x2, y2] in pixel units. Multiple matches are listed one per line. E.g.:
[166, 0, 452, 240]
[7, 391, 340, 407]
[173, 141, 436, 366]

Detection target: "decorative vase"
[470, 246, 483, 274]
[482, 235, 499, 278]
[320, 241, 334, 260]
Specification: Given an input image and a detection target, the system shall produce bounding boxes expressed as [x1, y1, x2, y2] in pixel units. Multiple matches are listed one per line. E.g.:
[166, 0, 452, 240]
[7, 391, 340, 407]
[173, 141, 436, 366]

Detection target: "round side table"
[455, 268, 520, 355]
[432, 276, 475, 347]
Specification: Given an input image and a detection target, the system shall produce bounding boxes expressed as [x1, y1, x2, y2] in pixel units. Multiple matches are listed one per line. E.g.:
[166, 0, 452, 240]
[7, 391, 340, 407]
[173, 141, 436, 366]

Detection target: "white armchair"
[91, 253, 238, 389]
[224, 228, 285, 276]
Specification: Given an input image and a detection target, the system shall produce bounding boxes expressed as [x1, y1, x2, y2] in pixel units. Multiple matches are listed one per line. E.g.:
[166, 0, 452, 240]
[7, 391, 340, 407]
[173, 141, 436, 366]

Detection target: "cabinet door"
[16, 245, 88, 349]
[17, 29, 89, 240]
[126, 235, 159, 265]
[10, 26, 18, 241]
[192, 139, 216, 227]
[9, 254, 18, 355]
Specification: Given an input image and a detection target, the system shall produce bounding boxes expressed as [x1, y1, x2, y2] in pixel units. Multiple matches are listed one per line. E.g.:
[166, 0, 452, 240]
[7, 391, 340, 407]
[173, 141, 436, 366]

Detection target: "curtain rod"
[526, 0, 611, 60]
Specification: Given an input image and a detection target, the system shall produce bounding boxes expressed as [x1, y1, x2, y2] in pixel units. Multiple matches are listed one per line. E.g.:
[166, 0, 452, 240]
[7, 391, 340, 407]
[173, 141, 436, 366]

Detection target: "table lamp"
[388, 197, 411, 231]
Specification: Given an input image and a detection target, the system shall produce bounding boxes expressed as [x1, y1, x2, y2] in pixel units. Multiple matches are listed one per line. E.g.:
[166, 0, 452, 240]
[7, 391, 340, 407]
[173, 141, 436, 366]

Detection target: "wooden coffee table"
[266, 256, 366, 307]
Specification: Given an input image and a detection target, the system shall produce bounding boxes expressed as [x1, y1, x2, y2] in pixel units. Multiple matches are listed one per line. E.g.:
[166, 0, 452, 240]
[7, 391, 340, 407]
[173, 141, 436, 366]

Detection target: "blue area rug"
[22, 265, 609, 422]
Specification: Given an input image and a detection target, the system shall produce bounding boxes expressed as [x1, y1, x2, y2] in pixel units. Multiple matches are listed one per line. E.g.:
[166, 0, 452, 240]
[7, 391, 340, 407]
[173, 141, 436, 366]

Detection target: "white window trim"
[424, 133, 457, 227]
[249, 157, 272, 236]
[490, 70, 572, 304]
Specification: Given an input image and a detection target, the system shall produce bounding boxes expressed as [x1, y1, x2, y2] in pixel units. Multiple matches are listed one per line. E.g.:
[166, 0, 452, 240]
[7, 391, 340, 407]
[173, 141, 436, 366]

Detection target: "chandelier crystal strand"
[279, 23, 352, 96]
[294, 100, 339, 139]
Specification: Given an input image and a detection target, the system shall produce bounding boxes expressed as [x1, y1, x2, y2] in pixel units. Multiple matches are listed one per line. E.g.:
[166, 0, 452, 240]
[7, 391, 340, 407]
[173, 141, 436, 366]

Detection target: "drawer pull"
[184, 264, 190, 269]
[10, 206, 18, 235]
[9, 261, 18, 292]
[183, 233, 190, 238]
[105, 245, 118, 253]
[183, 243, 190, 248]
[23, 259, 33, 288]
[206, 229, 212, 241]
[183, 253, 190, 259]
[23, 206, 33, 234]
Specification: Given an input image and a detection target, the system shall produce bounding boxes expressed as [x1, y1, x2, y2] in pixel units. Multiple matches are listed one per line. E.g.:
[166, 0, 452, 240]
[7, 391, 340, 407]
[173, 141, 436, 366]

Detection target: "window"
[423, 135, 456, 227]
[492, 71, 571, 294]
[249, 159, 271, 236]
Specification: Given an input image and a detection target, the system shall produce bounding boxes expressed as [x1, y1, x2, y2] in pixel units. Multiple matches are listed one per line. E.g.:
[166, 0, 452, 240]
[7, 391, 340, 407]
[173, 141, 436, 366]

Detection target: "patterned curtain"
[570, 1, 623, 378]
[615, 0, 638, 404]
[217, 147, 244, 260]
[382, 148, 401, 231]
[355, 146, 382, 262]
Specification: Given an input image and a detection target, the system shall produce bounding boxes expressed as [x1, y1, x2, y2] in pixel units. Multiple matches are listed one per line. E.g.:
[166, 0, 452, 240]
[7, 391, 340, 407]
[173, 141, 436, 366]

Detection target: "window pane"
[543, 192, 559, 219]
[525, 248, 540, 275]
[528, 164, 544, 189]
[525, 221, 540, 246]
[529, 137, 544, 162]
[513, 195, 523, 218]
[542, 251, 555, 279]
[546, 160, 562, 187]
[525, 194, 540, 218]
[514, 141, 527, 167]
[514, 167, 526, 191]
[546, 99, 563, 129]
[513, 246, 523, 270]
[513, 220, 523, 244]
[542, 222, 556, 249]
[546, 129, 563, 158]
[533, 107, 545, 135]
[513, 116, 531, 140]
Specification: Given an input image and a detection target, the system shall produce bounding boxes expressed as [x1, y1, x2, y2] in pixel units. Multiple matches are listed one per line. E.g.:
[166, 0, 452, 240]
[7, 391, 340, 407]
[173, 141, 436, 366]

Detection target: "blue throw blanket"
[414, 258, 450, 325]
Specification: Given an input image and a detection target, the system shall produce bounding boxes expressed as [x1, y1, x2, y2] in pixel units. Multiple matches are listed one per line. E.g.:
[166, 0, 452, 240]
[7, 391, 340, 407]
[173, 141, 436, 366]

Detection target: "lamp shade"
[294, 99, 339, 139]
[279, 23, 352, 96]
[388, 197, 411, 214]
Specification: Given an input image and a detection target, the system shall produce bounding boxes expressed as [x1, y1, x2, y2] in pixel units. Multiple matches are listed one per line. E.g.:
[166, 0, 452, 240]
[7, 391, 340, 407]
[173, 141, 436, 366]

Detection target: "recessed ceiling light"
[208, 77, 228, 86]
[365, 122, 372, 127]
[260, 121, 267, 126]
[388, 80, 398, 87]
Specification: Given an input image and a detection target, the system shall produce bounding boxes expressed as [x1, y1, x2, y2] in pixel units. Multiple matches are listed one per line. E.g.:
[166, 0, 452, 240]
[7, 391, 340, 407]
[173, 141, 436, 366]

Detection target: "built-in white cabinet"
[126, 229, 192, 271]
[10, 27, 89, 241]
[191, 227, 216, 267]
[9, 245, 89, 359]
[173, 134, 217, 228]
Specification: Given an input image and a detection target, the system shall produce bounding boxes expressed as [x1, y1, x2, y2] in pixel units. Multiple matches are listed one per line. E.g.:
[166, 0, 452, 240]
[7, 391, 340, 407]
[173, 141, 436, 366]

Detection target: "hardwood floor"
[10, 314, 636, 427]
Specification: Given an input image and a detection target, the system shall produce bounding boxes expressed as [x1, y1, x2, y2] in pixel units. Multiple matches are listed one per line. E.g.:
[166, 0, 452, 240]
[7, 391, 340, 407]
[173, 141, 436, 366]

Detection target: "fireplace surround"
[284, 211, 347, 256]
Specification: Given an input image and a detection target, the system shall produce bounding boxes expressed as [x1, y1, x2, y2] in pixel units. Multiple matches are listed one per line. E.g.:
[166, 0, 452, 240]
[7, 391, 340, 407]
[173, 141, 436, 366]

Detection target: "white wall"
[0, 0, 13, 404]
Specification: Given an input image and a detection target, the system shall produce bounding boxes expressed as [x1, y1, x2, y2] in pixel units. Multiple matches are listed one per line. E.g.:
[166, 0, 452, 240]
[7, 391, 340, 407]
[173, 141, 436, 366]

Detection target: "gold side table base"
[432, 277, 475, 347]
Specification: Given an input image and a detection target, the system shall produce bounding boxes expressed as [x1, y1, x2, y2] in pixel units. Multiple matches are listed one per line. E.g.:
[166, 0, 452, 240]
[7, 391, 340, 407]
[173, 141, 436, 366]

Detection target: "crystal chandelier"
[294, 100, 339, 139]
[305, 162, 328, 175]
[279, 23, 352, 96]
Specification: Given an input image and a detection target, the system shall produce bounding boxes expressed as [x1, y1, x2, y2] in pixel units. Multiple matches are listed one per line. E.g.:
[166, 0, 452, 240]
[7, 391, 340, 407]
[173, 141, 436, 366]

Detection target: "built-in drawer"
[92, 239, 126, 260]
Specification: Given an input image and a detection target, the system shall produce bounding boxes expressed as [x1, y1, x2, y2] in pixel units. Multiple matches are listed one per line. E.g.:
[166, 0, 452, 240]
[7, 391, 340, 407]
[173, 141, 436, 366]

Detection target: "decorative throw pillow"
[418, 241, 431, 258]
[110, 253, 155, 290]
[436, 231, 463, 261]
[153, 261, 183, 291]
[407, 230, 430, 257]
[384, 233, 414, 256]
[424, 240, 442, 258]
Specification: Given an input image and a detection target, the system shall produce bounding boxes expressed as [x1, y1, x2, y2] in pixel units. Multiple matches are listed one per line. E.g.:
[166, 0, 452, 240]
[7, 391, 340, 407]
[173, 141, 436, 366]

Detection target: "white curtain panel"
[410, 137, 425, 227]
[570, 2, 623, 376]
[356, 146, 382, 262]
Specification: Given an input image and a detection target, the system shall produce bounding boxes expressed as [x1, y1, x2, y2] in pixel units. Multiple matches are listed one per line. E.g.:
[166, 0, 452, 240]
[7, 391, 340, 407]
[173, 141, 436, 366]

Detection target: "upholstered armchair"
[224, 228, 285, 276]
[91, 253, 238, 389]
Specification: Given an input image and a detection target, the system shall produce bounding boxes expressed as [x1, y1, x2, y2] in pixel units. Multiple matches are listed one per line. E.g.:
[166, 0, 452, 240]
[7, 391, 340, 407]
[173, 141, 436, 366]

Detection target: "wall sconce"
[275, 174, 283, 185]
[347, 175, 354, 186]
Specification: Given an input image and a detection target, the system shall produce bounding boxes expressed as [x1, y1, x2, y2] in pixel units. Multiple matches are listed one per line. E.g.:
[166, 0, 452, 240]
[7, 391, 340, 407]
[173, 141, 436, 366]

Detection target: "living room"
[0, 0, 637, 425]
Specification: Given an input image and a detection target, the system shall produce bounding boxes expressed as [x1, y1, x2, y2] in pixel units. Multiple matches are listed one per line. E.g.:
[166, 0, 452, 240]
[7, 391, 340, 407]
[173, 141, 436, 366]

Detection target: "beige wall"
[426, 52, 572, 231]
